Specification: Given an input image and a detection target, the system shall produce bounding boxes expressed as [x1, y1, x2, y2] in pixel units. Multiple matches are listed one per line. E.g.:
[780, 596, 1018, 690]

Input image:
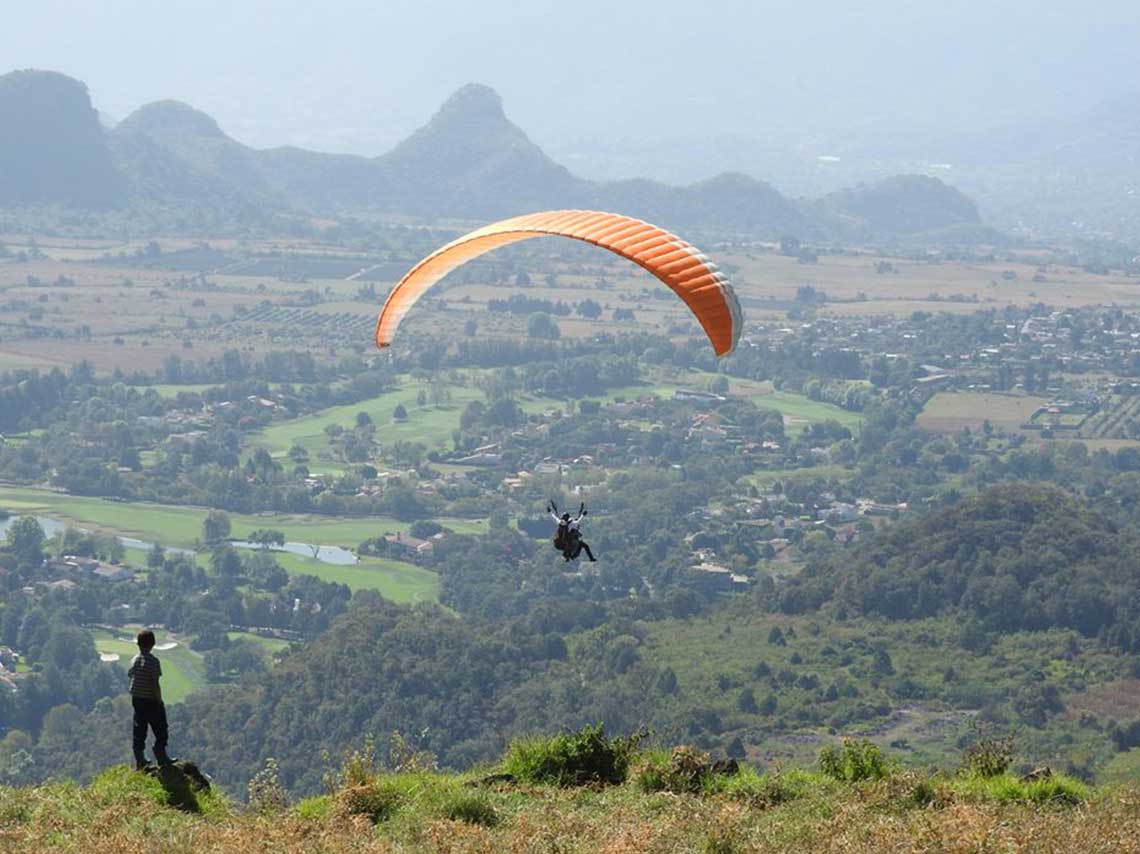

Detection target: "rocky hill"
[0, 70, 123, 207]
[0, 68, 985, 240]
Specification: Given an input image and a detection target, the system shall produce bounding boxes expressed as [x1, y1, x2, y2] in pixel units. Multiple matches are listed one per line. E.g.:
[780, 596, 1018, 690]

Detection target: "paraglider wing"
[375, 210, 743, 356]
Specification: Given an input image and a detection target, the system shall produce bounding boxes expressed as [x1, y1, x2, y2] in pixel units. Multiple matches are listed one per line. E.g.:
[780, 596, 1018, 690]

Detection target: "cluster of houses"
[45, 555, 134, 582]
[381, 530, 444, 558]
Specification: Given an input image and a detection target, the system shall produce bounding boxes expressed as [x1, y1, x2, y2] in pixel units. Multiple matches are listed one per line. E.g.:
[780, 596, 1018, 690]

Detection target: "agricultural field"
[7, 233, 1138, 377]
[917, 391, 1050, 434]
[724, 248, 1140, 316]
[1080, 394, 1140, 439]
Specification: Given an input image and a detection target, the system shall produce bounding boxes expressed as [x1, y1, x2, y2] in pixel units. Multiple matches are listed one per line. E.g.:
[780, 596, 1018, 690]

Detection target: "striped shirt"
[128, 652, 162, 700]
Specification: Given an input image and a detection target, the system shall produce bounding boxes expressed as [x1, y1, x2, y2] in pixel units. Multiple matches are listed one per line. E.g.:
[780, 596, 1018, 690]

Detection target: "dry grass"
[917, 391, 1050, 434]
[2, 765, 1138, 853]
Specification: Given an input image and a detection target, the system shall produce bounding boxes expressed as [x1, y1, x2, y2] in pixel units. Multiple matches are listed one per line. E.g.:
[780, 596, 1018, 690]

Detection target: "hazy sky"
[5, 0, 1139, 179]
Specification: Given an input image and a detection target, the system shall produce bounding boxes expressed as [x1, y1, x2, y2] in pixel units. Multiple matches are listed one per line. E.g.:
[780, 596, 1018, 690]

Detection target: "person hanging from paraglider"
[548, 500, 597, 562]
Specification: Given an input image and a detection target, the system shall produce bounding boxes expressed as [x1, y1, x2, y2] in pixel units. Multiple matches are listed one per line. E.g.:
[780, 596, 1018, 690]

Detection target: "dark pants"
[132, 698, 170, 766]
[567, 538, 596, 561]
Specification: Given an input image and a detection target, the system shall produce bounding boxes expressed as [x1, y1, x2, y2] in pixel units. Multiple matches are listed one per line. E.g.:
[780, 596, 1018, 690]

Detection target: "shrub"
[665, 746, 712, 794]
[293, 795, 333, 821]
[963, 733, 1015, 778]
[441, 792, 499, 827]
[951, 773, 1090, 806]
[247, 758, 288, 814]
[818, 739, 889, 783]
[336, 782, 402, 823]
[89, 766, 168, 808]
[910, 779, 937, 807]
[502, 724, 644, 786]
[716, 766, 816, 806]
[636, 746, 747, 795]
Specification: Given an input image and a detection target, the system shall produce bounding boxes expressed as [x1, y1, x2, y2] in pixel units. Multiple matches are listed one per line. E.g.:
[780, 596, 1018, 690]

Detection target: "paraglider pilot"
[548, 500, 597, 562]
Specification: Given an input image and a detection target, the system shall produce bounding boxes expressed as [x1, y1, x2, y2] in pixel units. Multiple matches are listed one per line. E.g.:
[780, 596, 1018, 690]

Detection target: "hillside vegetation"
[1, 732, 1136, 853]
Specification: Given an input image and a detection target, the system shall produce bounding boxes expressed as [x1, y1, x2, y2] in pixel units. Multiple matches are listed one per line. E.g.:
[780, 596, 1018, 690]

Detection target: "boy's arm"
[155, 658, 163, 703]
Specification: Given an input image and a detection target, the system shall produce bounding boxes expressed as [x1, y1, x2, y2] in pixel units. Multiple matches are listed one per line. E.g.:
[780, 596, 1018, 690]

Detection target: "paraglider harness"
[548, 501, 586, 559]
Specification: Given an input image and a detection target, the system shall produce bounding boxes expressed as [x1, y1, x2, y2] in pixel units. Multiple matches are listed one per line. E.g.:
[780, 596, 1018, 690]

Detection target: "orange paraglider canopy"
[375, 210, 743, 356]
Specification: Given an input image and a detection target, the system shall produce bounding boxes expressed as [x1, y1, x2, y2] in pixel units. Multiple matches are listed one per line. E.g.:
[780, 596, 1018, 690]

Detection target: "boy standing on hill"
[128, 629, 171, 770]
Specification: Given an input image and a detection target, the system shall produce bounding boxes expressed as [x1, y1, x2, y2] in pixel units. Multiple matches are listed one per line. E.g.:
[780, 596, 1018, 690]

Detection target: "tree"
[288, 444, 309, 464]
[393, 403, 408, 422]
[209, 545, 243, 578]
[355, 412, 373, 429]
[119, 447, 142, 472]
[576, 299, 603, 319]
[146, 543, 165, 569]
[527, 312, 561, 340]
[738, 687, 759, 714]
[779, 235, 801, 256]
[202, 510, 231, 544]
[5, 517, 45, 566]
[249, 529, 286, 549]
[726, 735, 747, 760]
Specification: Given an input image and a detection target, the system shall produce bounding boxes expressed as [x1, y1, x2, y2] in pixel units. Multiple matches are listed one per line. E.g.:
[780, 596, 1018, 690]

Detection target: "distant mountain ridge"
[0, 69, 982, 240]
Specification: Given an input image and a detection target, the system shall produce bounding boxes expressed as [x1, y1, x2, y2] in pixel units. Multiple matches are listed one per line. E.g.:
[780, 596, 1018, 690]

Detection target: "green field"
[0, 485, 445, 602]
[225, 631, 293, 654]
[247, 375, 565, 475]
[248, 380, 487, 469]
[89, 627, 205, 704]
[0, 485, 483, 548]
[270, 552, 440, 601]
[746, 390, 865, 432]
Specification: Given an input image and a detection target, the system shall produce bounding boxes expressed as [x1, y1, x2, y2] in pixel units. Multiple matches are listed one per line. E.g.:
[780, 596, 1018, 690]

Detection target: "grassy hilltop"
[3, 730, 1138, 853]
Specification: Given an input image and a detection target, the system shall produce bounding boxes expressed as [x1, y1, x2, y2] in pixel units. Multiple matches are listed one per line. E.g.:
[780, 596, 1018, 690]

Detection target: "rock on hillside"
[0, 69, 124, 206]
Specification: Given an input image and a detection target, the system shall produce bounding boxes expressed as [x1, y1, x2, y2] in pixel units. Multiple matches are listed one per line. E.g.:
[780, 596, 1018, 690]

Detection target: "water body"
[0, 515, 357, 565]
[229, 541, 357, 565]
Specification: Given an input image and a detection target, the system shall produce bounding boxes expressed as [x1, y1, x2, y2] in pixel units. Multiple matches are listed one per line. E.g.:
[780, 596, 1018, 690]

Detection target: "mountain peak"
[117, 100, 227, 139]
[433, 83, 506, 124]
